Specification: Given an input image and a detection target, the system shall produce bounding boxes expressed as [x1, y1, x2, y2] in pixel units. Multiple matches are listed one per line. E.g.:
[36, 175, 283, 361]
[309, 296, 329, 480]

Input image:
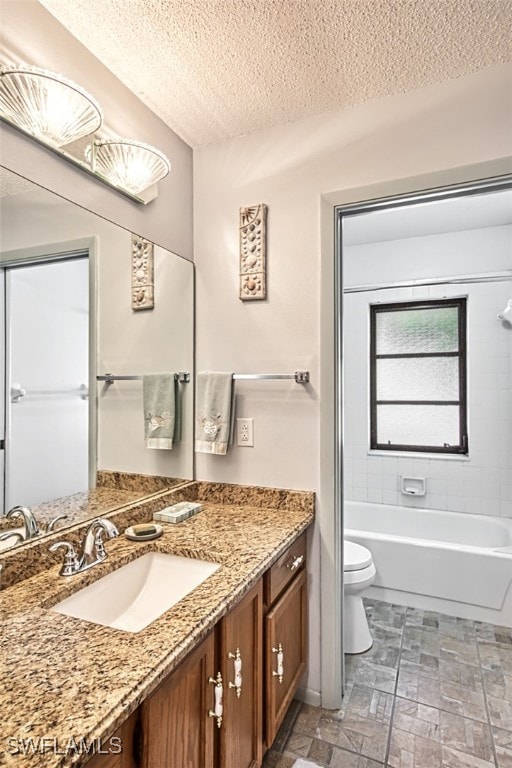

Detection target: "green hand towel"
[195, 372, 234, 455]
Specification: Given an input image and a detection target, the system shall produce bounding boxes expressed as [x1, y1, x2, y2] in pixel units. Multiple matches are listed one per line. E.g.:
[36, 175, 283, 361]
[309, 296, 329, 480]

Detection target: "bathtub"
[345, 501, 512, 627]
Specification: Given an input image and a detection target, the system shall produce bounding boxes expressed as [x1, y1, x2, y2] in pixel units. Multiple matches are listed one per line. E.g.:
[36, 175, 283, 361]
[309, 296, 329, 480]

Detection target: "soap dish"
[125, 523, 163, 542]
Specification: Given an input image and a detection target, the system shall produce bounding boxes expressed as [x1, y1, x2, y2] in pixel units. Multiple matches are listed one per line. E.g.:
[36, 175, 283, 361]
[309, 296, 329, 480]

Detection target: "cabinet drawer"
[265, 532, 307, 606]
[265, 569, 308, 746]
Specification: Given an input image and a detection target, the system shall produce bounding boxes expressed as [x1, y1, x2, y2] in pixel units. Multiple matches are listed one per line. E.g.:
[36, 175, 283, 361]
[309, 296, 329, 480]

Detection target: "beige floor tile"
[493, 726, 512, 768]
[286, 733, 314, 757]
[392, 697, 441, 740]
[482, 668, 512, 702]
[387, 727, 442, 768]
[440, 711, 494, 762]
[479, 643, 512, 676]
[263, 750, 297, 767]
[329, 747, 384, 767]
[488, 695, 512, 730]
[440, 636, 480, 667]
[440, 745, 496, 768]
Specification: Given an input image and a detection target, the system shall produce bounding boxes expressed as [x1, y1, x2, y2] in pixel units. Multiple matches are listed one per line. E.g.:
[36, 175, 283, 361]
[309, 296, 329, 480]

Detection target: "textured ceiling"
[39, 0, 512, 148]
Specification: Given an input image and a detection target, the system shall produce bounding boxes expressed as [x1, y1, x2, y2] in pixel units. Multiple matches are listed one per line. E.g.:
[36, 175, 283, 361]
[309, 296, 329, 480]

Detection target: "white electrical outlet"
[236, 418, 254, 447]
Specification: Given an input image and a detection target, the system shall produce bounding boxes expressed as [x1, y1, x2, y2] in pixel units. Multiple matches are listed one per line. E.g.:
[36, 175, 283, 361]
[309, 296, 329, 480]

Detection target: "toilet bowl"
[344, 540, 376, 654]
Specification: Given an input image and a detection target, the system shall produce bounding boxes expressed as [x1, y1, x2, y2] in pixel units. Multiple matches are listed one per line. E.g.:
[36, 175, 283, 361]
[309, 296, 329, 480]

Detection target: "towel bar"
[97, 371, 309, 385]
[233, 371, 309, 384]
[97, 373, 190, 384]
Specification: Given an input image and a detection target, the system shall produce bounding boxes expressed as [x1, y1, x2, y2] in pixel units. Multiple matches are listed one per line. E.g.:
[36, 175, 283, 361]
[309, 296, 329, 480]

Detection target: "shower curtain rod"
[343, 270, 512, 294]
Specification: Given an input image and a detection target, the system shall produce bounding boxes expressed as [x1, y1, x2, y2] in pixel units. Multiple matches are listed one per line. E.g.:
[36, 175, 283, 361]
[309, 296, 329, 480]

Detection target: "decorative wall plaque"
[131, 234, 154, 310]
[239, 203, 267, 300]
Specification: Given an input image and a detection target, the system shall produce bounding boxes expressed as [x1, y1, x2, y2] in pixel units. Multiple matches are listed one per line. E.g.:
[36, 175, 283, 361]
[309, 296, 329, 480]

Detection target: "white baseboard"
[296, 686, 321, 707]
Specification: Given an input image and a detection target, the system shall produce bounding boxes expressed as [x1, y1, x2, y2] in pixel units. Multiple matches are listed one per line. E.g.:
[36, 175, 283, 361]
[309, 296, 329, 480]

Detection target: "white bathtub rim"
[346, 500, 512, 546]
[347, 499, 512, 529]
[346, 527, 512, 558]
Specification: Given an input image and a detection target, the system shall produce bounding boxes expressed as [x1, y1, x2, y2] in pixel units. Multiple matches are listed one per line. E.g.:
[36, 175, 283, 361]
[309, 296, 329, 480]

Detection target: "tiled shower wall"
[343, 225, 512, 518]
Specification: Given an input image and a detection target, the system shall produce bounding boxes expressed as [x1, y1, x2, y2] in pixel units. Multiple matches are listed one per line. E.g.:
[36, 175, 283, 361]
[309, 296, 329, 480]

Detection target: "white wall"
[1, 188, 194, 480]
[343, 225, 512, 518]
[344, 225, 512, 286]
[194, 64, 512, 703]
[0, 0, 193, 260]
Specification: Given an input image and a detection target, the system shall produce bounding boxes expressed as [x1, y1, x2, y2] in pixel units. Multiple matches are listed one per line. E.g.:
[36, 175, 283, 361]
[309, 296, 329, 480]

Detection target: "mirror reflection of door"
[2, 254, 89, 514]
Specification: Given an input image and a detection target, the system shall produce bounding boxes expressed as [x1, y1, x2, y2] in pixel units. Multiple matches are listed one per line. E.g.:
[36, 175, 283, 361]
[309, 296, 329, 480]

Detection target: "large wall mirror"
[0, 166, 194, 551]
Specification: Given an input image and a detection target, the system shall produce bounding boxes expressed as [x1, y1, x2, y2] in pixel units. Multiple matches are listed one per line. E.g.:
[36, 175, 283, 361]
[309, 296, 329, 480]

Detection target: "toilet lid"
[344, 540, 372, 571]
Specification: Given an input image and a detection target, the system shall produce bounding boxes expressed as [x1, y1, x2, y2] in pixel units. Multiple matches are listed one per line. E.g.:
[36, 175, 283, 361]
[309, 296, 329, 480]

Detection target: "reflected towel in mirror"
[143, 373, 180, 449]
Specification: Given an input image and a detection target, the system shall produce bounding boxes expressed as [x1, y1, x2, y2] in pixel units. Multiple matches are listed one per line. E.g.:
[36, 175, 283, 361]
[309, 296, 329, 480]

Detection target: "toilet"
[344, 540, 376, 654]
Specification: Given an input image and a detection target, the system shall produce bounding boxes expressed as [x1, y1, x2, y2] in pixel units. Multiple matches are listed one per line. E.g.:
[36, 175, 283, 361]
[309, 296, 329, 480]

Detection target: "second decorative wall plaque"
[131, 234, 154, 310]
[239, 203, 267, 300]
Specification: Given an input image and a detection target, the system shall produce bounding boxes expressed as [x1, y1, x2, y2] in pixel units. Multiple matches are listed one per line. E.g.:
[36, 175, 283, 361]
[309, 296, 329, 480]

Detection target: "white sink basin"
[52, 552, 220, 633]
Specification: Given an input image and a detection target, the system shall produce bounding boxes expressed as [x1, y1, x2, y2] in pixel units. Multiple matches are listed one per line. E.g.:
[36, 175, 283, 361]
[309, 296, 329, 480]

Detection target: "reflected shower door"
[4, 257, 89, 512]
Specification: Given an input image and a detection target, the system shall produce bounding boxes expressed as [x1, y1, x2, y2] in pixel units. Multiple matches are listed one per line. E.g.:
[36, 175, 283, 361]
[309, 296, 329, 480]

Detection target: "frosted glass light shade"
[0, 66, 102, 148]
[88, 139, 171, 195]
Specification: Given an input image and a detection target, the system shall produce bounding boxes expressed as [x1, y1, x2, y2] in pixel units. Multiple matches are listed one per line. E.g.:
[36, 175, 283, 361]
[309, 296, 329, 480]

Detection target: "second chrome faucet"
[50, 517, 119, 576]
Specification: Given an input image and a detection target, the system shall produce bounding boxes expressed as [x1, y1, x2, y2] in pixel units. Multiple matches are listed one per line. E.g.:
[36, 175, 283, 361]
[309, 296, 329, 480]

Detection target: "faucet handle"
[46, 514, 69, 533]
[94, 530, 108, 561]
[49, 541, 79, 576]
[93, 521, 119, 560]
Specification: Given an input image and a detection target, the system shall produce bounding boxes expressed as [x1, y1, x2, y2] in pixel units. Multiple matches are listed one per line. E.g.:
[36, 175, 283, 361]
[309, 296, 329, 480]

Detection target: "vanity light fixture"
[0, 63, 170, 203]
[0, 65, 102, 147]
[86, 139, 170, 196]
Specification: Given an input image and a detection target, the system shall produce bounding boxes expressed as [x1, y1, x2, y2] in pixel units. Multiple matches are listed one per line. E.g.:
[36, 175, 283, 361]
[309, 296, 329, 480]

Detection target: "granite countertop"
[0, 471, 190, 537]
[0, 489, 143, 536]
[1, 488, 314, 768]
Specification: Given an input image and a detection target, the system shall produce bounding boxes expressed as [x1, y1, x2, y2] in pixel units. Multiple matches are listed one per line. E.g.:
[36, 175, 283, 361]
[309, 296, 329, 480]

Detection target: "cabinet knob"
[227, 648, 243, 698]
[272, 643, 284, 684]
[208, 672, 223, 728]
[287, 554, 304, 572]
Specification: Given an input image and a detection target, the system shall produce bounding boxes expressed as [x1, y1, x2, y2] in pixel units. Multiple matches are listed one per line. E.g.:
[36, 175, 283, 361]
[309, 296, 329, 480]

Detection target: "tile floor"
[263, 598, 512, 768]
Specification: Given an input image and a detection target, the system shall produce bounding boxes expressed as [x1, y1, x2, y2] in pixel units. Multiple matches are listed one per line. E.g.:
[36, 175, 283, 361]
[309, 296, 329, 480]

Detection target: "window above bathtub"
[370, 298, 468, 455]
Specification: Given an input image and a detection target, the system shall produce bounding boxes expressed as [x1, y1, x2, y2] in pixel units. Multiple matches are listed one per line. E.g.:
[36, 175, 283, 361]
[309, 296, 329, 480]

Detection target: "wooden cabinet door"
[140, 631, 216, 768]
[85, 712, 137, 768]
[219, 580, 263, 768]
[265, 569, 307, 746]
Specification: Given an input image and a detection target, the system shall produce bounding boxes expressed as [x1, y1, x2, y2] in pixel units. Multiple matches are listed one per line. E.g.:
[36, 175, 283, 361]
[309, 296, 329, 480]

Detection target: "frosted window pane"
[376, 405, 460, 447]
[377, 358, 459, 401]
[376, 307, 459, 354]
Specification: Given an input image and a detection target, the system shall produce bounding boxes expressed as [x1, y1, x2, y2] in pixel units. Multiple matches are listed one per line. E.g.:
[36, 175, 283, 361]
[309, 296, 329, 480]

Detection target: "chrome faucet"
[50, 517, 119, 576]
[3, 506, 68, 542]
[0, 530, 25, 546]
[6, 506, 41, 540]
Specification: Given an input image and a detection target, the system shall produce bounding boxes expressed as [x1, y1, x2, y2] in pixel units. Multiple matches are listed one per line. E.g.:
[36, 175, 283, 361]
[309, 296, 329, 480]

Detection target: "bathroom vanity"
[87, 532, 307, 768]
[0, 481, 313, 768]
